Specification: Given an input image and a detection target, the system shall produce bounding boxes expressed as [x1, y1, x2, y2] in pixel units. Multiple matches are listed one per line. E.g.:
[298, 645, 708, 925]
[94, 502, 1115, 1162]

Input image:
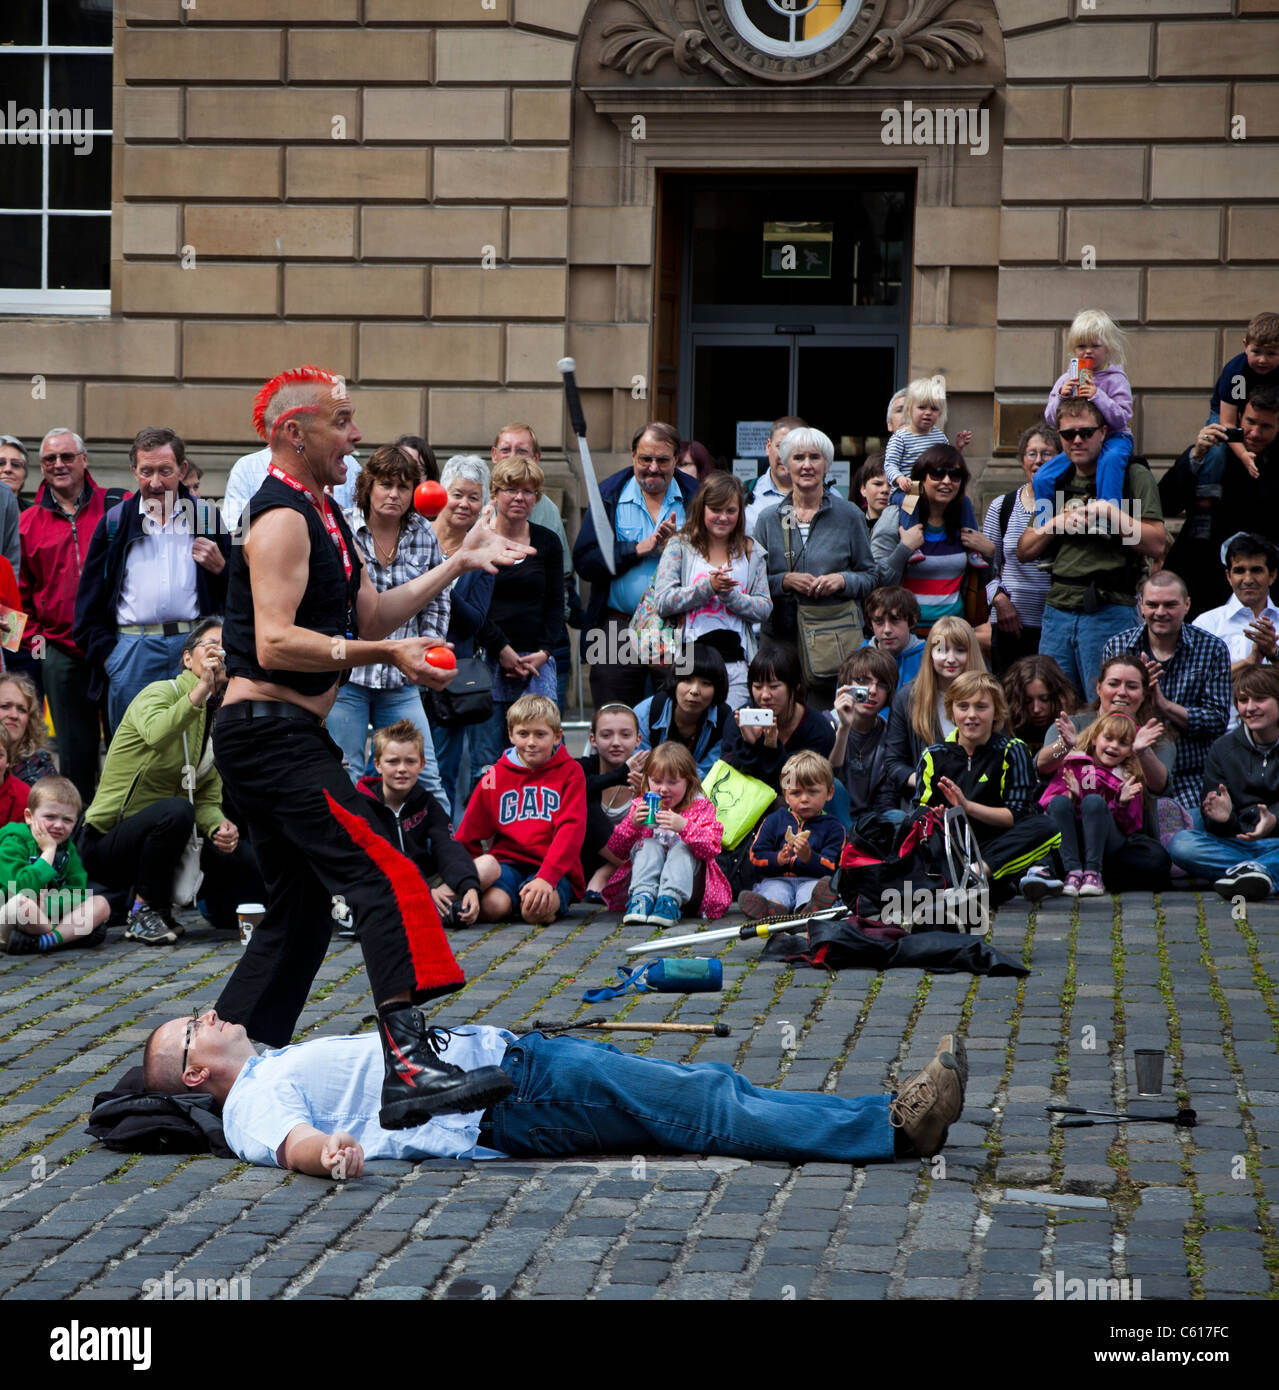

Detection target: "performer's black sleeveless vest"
[224, 474, 362, 697]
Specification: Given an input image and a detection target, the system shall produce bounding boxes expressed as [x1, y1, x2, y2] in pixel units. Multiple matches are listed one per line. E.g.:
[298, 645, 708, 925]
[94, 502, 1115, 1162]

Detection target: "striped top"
[982, 487, 1050, 628]
[907, 523, 970, 628]
[883, 425, 951, 488]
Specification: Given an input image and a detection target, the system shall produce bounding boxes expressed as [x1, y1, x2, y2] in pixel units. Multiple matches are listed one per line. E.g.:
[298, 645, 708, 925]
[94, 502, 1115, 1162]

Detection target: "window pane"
[0, 56, 47, 116]
[0, 145, 44, 210]
[0, 216, 43, 290]
[50, 140, 110, 209]
[49, 55, 110, 125]
[48, 214, 109, 289]
[49, 0, 114, 48]
[0, 9, 41, 45]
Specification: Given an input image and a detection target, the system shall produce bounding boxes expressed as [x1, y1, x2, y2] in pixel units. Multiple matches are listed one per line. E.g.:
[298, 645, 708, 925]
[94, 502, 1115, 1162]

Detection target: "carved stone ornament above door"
[599, 0, 986, 86]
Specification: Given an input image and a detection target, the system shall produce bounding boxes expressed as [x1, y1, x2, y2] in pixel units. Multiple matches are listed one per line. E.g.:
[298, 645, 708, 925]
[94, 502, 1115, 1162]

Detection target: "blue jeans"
[1168, 830, 1279, 888]
[104, 631, 189, 735]
[485, 1032, 896, 1164]
[493, 861, 574, 917]
[433, 721, 480, 817]
[1040, 602, 1136, 703]
[326, 682, 449, 816]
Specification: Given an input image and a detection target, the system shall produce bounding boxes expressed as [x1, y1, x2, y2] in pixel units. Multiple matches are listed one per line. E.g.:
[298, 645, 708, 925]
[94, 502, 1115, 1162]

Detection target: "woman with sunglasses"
[981, 425, 1060, 674]
[871, 444, 993, 633]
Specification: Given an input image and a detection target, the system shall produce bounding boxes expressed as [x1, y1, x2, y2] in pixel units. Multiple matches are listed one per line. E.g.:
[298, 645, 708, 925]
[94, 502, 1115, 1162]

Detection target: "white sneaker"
[1020, 865, 1064, 904]
[1214, 862, 1274, 901]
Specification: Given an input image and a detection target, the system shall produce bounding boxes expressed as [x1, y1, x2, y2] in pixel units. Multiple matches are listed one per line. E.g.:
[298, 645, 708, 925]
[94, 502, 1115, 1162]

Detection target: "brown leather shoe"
[890, 1052, 964, 1158]
[936, 1032, 968, 1090]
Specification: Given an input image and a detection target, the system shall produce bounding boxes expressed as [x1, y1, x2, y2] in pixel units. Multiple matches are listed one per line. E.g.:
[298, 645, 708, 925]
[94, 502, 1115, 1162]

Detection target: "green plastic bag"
[702, 759, 776, 850]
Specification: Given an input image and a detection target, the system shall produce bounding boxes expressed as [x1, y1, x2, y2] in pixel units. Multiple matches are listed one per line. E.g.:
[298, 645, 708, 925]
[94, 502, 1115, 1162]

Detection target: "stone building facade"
[1, 0, 1276, 508]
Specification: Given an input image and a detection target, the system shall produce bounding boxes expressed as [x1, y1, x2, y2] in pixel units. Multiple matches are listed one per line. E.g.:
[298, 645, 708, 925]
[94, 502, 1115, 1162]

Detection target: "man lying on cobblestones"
[143, 1010, 966, 1176]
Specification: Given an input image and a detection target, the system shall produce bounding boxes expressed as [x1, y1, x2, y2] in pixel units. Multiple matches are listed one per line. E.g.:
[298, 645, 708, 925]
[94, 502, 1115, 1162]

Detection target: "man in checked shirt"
[325, 442, 454, 813]
[1101, 569, 1232, 822]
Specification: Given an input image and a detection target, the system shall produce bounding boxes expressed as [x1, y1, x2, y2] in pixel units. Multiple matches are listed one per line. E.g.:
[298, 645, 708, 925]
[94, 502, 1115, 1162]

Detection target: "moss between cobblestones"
[1105, 896, 1141, 1231]
[1188, 896, 1279, 1296]
[1154, 895, 1205, 1298]
[972, 904, 1038, 1194]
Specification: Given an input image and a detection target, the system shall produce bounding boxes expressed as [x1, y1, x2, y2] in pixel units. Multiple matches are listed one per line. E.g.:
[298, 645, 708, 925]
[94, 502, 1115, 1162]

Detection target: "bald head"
[143, 1011, 255, 1104]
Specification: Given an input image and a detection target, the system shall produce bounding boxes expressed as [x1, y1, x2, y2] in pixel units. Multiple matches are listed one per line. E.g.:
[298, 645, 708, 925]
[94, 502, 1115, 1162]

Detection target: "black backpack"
[85, 1066, 233, 1157]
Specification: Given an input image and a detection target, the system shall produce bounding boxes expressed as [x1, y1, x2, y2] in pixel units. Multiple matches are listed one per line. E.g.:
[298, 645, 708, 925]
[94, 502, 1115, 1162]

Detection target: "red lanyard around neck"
[267, 463, 352, 581]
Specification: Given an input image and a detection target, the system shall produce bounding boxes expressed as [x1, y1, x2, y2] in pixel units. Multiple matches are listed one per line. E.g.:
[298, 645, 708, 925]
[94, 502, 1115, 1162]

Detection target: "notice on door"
[733, 458, 763, 485]
[763, 221, 833, 279]
[735, 421, 772, 457]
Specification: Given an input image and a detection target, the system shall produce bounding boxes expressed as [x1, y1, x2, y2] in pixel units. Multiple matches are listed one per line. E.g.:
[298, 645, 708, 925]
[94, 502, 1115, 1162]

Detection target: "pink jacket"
[603, 793, 732, 919]
[1038, 752, 1144, 837]
[1045, 363, 1132, 436]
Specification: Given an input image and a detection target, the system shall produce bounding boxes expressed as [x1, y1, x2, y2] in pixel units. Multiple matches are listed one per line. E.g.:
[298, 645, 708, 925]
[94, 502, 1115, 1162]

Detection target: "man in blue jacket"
[74, 426, 231, 735]
[572, 421, 699, 709]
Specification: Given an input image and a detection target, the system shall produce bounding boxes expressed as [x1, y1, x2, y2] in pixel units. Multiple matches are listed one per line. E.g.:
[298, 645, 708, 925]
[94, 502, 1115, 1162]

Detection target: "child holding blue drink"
[602, 742, 731, 929]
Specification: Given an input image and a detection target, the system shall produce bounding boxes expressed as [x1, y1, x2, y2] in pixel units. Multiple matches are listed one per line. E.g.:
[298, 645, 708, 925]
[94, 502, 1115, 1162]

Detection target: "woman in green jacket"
[78, 620, 263, 946]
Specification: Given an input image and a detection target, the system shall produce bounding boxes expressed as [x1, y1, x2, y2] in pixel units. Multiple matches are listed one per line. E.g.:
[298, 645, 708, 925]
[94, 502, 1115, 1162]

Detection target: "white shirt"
[221, 446, 361, 530]
[115, 497, 200, 627]
[222, 1029, 516, 1167]
[1193, 591, 1279, 728]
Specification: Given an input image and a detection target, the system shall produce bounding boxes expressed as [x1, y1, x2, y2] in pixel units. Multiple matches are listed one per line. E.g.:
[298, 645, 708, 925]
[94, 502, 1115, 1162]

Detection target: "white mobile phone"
[738, 707, 775, 728]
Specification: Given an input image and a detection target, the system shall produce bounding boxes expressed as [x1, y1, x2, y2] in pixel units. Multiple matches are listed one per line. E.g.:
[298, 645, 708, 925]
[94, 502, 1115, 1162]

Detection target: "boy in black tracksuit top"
[358, 720, 480, 926]
[913, 672, 1060, 906]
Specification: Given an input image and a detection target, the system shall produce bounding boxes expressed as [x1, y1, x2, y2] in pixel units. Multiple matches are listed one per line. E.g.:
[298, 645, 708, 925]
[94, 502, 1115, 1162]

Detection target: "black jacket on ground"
[356, 775, 479, 894]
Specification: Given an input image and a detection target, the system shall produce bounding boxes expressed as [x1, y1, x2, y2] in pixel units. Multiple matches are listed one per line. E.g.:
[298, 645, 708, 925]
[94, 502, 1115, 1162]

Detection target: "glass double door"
[688, 333, 900, 489]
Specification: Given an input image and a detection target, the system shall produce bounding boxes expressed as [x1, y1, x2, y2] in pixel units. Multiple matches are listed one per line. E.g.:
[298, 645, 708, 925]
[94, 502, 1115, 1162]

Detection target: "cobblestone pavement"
[0, 891, 1276, 1302]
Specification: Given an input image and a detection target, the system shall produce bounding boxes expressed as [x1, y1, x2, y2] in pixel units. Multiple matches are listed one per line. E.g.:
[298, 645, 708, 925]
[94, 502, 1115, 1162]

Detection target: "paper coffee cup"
[236, 902, 266, 946]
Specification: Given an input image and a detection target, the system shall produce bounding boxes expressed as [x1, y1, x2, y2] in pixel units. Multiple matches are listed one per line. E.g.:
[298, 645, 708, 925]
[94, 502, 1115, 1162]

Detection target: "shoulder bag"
[783, 512, 864, 687]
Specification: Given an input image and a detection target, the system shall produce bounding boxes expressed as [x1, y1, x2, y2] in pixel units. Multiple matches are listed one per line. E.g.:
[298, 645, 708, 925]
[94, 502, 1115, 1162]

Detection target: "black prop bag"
[86, 1066, 233, 1157]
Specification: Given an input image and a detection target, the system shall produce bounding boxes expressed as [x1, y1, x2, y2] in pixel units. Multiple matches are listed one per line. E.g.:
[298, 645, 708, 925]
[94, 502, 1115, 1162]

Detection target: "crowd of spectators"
[3, 304, 1279, 957]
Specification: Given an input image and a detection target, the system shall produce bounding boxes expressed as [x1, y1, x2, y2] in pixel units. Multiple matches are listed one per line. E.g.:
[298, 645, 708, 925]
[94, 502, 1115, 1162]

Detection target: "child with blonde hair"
[882, 375, 974, 495]
[883, 615, 985, 801]
[1037, 308, 1133, 509]
[602, 742, 731, 928]
[1038, 710, 1146, 897]
[0, 777, 111, 953]
[741, 750, 845, 920]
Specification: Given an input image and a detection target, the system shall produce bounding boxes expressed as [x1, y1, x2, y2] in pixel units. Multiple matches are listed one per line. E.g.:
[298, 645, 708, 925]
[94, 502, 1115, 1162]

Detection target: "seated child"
[862, 586, 925, 693]
[1038, 712, 1148, 898]
[0, 776, 110, 954]
[576, 702, 647, 902]
[913, 672, 1061, 910]
[1186, 312, 1279, 539]
[0, 727, 30, 825]
[1169, 664, 1279, 901]
[882, 375, 973, 493]
[602, 742, 731, 929]
[357, 719, 480, 927]
[830, 648, 900, 817]
[456, 694, 586, 925]
[1036, 308, 1134, 512]
[740, 750, 845, 920]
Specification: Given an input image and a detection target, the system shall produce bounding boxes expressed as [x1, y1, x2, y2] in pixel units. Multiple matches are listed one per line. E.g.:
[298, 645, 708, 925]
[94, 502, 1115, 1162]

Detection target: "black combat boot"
[378, 1009, 514, 1130]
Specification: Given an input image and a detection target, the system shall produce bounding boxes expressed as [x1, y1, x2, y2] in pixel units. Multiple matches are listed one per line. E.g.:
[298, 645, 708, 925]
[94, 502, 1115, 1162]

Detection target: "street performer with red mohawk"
[213, 367, 532, 1129]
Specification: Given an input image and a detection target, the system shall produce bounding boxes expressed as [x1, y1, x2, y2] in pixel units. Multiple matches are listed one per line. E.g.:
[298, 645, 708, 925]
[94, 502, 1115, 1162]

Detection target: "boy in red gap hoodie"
[356, 719, 481, 927]
[0, 728, 28, 825]
[457, 694, 586, 924]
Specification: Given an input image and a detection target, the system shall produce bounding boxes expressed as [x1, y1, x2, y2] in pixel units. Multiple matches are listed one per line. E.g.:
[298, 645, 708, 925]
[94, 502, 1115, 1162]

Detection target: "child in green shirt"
[0, 776, 110, 954]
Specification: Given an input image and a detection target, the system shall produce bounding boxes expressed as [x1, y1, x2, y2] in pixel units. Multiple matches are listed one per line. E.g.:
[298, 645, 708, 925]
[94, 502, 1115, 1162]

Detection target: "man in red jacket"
[17, 429, 107, 805]
[457, 693, 586, 923]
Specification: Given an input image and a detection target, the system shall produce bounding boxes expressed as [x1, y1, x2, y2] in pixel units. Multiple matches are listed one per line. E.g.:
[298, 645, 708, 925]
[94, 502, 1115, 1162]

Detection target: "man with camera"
[1160, 386, 1279, 617]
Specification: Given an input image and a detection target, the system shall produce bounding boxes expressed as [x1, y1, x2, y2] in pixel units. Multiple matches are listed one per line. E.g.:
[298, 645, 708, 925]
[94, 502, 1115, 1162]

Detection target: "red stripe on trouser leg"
[323, 790, 464, 996]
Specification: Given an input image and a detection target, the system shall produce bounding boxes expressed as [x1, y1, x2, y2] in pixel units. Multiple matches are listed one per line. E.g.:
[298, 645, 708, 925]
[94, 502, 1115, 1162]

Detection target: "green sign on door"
[763, 221, 834, 279]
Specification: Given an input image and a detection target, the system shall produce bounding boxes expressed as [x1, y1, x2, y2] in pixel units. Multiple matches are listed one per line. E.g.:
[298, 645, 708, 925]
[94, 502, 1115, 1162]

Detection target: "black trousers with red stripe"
[212, 712, 464, 1047]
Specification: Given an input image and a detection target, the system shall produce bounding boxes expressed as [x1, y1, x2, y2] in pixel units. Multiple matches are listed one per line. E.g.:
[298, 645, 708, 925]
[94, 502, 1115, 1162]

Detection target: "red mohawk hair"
[252, 365, 342, 442]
